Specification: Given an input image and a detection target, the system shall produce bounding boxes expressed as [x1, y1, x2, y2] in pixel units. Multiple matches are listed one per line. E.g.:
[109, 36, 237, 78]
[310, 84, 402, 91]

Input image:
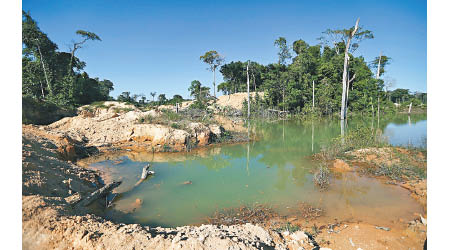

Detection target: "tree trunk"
[341, 42, 351, 120]
[340, 18, 359, 120]
[376, 51, 382, 79]
[253, 72, 256, 92]
[69, 44, 77, 75]
[312, 80, 315, 110]
[76, 181, 122, 207]
[213, 67, 216, 98]
[36, 42, 51, 96]
[371, 96, 374, 117]
[247, 62, 250, 119]
[39, 80, 45, 99]
[408, 102, 412, 114]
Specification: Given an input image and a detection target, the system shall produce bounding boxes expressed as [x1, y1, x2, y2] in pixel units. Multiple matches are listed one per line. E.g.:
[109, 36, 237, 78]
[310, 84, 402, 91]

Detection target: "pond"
[81, 114, 427, 228]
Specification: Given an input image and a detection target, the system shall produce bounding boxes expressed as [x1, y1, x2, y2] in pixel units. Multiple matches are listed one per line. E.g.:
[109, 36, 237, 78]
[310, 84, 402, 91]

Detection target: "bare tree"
[247, 61, 250, 119]
[34, 39, 51, 97]
[340, 18, 359, 120]
[68, 30, 101, 75]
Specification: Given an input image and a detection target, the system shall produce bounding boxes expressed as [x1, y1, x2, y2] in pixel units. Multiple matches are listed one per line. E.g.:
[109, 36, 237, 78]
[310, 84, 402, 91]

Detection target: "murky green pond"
[82, 114, 426, 228]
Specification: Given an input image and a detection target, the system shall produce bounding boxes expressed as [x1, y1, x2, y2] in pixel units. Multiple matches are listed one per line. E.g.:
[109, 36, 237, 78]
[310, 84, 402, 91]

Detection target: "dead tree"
[247, 61, 250, 119]
[341, 18, 360, 120]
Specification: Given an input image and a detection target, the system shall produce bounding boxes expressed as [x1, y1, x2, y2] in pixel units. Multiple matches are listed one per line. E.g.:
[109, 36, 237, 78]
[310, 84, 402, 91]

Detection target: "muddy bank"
[22, 131, 330, 249]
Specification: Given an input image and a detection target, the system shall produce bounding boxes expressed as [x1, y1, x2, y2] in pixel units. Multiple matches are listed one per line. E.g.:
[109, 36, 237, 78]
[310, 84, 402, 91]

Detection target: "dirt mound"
[215, 92, 264, 110]
[33, 101, 226, 153]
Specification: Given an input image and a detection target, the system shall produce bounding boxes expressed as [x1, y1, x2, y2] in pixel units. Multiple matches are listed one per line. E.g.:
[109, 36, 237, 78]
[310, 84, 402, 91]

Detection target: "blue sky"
[22, 0, 427, 99]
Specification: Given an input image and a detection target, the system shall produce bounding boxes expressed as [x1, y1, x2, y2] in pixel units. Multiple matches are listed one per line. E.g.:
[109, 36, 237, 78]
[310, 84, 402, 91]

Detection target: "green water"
[84, 114, 426, 227]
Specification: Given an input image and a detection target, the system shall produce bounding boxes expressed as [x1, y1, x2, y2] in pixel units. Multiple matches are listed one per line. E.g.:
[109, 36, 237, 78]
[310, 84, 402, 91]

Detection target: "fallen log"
[76, 181, 122, 207]
[135, 164, 154, 187]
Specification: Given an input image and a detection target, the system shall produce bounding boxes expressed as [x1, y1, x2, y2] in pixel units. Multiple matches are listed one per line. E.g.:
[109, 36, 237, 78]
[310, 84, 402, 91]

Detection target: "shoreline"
[22, 110, 427, 249]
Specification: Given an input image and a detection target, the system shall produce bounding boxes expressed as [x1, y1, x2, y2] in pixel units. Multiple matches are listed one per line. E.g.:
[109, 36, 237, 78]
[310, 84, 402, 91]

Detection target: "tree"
[172, 94, 183, 104]
[370, 52, 391, 79]
[274, 37, 292, 65]
[274, 37, 292, 112]
[200, 50, 224, 98]
[117, 92, 131, 102]
[150, 92, 156, 102]
[68, 30, 101, 75]
[320, 18, 374, 119]
[22, 11, 58, 97]
[158, 94, 167, 104]
[188, 80, 210, 102]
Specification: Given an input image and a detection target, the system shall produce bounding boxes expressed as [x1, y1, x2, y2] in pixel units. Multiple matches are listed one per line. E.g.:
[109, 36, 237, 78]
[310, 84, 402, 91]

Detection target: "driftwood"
[76, 181, 122, 207]
[135, 164, 154, 187]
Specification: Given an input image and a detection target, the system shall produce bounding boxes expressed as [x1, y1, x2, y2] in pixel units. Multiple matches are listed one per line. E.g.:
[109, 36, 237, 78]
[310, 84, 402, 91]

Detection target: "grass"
[317, 126, 388, 161]
[363, 163, 426, 181]
[274, 222, 301, 233]
[112, 107, 134, 113]
[314, 124, 426, 182]
[138, 108, 218, 129]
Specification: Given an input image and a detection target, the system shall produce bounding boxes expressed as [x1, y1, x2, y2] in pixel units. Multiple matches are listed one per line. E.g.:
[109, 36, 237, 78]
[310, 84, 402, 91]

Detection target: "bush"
[188, 100, 207, 110]
[313, 165, 330, 190]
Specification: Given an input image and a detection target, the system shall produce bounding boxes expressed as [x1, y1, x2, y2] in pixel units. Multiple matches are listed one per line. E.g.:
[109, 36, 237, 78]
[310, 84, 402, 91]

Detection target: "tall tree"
[320, 18, 373, 119]
[247, 61, 250, 119]
[68, 30, 101, 75]
[274, 37, 292, 111]
[22, 11, 58, 97]
[200, 50, 224, 98]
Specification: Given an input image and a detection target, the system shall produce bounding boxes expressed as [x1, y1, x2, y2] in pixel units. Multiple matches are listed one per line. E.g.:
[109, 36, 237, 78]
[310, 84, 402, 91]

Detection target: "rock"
[135, 198, 143, 205]
[209, 124, 225, 138]
[420, 214, 427, 225]
[182, 181, 192, 185]
[291, 231, 308, 241]
[375, 226, 390, 231]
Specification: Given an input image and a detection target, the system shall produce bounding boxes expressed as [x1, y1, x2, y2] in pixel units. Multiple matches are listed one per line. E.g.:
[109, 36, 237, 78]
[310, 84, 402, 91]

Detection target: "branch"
[349, 73, 356, 83]
[351, 18, 360, 37]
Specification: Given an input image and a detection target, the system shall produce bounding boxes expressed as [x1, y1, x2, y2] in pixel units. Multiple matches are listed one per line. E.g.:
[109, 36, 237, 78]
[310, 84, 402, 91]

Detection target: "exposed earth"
[22, 95, 427, 250]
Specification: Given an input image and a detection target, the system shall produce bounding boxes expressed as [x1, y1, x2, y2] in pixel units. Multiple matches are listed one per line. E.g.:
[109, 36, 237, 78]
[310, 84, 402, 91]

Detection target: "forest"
[22, 12, 426, 124]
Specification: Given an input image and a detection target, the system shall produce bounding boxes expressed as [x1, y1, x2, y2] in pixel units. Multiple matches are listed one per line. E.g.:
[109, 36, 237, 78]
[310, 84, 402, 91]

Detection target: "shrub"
[313, 165, 330, 190]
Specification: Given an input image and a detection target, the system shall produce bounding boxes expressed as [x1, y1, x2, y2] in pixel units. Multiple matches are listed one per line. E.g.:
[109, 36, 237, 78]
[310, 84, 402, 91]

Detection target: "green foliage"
[274, 222, 301, 233]
[274, 37, 292, 65]
[318, 126, 387, 160]
[188, 80, 210, 101]
[22, 12, 113, 124]
[200, 50, 224, 71]
[22, 96, 76, 125]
